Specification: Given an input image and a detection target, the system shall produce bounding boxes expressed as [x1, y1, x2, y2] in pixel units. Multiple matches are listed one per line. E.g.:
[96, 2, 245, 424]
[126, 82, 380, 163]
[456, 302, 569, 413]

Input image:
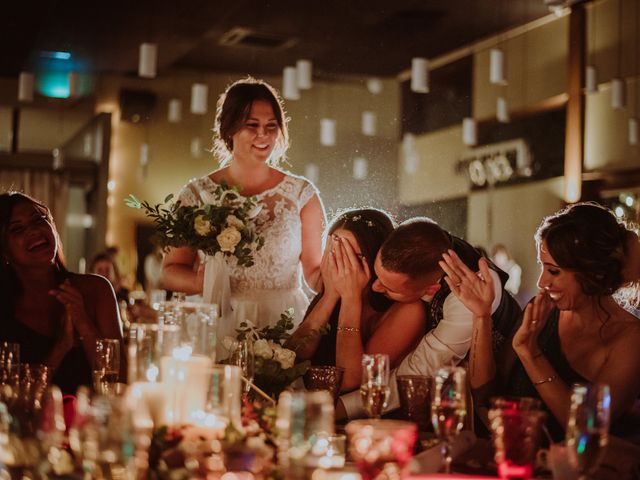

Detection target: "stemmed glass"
[0, 342, 20, 401]
[360, 354, 390, 419]
[229, 339, 254, 393]
[94, 339, 121, 395]
[430, 366, 467, 474]
[565, 383, 610, 479]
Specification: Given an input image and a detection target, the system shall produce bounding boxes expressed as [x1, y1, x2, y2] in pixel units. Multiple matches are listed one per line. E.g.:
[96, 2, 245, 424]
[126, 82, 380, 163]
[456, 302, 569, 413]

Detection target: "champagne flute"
[229, 339, 254, 393]
[565, 383, 610, 479]
[359, 354, 390, 419]
[431, 366, 467, 474]
[94, 339, 121, 395]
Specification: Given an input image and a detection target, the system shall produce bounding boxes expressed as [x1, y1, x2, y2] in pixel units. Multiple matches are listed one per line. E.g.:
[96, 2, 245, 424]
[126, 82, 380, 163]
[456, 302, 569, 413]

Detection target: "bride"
[162, 77, 325, 340]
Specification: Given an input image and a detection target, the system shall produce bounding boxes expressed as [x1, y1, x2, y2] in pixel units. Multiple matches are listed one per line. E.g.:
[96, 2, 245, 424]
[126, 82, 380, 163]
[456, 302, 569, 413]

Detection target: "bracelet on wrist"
[533, 374, 558, 386]
[337, 326, 360, 333]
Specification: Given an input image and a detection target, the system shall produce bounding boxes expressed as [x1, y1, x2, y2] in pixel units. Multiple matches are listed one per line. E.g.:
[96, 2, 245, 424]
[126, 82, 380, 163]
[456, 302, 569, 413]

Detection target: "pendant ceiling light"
[496, 97, 510, 123]
[367, 78, 383, 95]
[629, 118, 639, 145]
[138, 43, 158, 78]
[296, 59, 312, 90]
[462, 118, 477, 146]
[361, 111, 377, 136]
[611, 78, 625, 109]
[611, 0, 625, 110]
[352, 157, 368, 180]
[585, 3, 598, 94]
[490, 48, 507, 85]
[282, 66, 300, 100]
[190, 137, 202, 158]
[18, 72, 34, 102]
[305, 163, 319, 184]
[320, 118, 336, 146]
[191, 84, 208, 114]
[410, 57, 429, 93]
[168, 99, 182, 123]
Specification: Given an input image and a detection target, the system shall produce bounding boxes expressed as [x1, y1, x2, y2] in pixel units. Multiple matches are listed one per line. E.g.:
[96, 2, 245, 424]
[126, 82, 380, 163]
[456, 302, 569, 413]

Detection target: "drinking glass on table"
[360, 354, 390, 419]
[430, 366, 467, 474]
[229, 339, 254, 393]
[94, 339, 120, 395]
[565, 383, 610, 479]
[0, 342, 20, 402]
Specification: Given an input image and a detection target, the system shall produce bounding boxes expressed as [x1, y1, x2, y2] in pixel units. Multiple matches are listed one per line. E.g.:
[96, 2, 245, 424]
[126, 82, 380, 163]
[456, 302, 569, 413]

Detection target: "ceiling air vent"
[219, 27, 297, 49]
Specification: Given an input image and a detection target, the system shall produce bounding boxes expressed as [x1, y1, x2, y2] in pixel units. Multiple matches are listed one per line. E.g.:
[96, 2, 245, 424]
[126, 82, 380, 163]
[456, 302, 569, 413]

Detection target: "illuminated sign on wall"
[456, 139, 532, 188]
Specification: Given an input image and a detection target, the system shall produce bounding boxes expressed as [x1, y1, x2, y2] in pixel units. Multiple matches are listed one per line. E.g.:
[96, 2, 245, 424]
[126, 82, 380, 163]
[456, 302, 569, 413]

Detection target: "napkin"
[409, 431, 477, 473]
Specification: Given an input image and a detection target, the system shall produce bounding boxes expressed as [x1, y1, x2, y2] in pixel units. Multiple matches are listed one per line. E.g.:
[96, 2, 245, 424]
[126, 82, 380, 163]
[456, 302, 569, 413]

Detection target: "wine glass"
[94, 339, 121, 395]
[565, 383, 610, 479]
[430, 366, 467, 474]
[360, 354, 390, 419]
[229, 339, 254, 393]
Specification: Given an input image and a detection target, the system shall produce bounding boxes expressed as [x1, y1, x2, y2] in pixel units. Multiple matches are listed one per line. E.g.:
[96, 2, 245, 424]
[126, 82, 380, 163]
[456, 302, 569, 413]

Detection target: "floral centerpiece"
[125, 182, 264, 267]
[227, 308, 310, 400]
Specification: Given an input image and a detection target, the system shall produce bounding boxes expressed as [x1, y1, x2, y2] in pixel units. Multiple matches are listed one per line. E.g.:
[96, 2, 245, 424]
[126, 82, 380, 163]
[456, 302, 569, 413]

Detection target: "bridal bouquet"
[125, 182, 265, 267]
[228, 308, 310, 399]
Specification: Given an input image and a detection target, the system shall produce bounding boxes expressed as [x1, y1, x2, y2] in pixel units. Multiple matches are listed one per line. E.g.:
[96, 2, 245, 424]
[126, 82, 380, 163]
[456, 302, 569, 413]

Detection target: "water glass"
[489, 406, 546, 479]
[346, 419, 417, 480]
[94, 339, 120, 395]
[430, 366, 467, 473]
[397, 375, 431, 431]
[360, 354, 390, 419]
[304, 365, 345, 401]
[276, 390, 335, 469]
[565, 383, 610, 479]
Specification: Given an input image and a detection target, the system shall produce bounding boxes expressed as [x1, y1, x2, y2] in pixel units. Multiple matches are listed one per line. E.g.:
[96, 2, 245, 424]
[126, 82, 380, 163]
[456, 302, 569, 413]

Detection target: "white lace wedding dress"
[178, 171, 318, 340]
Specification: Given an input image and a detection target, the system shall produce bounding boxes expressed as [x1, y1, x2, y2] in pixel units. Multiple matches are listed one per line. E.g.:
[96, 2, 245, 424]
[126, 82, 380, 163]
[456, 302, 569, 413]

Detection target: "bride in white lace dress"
[162, 78, 325, 338]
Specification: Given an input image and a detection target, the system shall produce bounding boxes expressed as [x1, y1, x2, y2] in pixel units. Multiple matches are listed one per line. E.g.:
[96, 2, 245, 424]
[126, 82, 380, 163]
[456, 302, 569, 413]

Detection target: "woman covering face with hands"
[0, 192, 123, 394]
[441, 202, 640, 441]
[289, 209, 426, 392]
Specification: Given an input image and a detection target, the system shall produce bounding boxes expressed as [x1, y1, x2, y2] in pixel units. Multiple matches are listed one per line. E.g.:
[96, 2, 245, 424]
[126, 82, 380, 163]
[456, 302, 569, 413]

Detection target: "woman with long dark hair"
[289, 208, 426, 391]
[0, 192, 123, 394]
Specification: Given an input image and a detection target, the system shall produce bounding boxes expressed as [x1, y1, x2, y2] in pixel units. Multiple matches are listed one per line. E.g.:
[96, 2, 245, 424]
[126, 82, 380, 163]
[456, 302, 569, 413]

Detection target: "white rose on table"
[253, 339, 273, 359]
[273, 346, 296, 369]
[226, 214, 245, 230]
[194, 215, 213, 236]
[217, 227, 241, 252]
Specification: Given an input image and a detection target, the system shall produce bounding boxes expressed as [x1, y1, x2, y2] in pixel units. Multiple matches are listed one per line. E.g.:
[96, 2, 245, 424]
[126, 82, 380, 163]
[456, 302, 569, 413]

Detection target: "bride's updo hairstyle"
[213, 77, 290, 166]
[535, 202, 637, 300]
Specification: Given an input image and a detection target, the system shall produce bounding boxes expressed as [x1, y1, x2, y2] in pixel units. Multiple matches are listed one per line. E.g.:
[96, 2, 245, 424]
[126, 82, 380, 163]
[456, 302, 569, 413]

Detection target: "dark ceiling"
[3, 0, 552, 79]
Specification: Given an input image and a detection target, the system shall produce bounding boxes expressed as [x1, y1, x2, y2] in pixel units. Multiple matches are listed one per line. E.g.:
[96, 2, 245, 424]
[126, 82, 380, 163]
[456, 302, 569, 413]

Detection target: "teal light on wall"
[35, 51, 89, 99]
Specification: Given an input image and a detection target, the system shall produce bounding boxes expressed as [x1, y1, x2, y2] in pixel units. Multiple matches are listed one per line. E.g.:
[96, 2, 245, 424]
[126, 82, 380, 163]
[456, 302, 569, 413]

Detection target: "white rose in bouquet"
[217, 227, 242, 252]
[199, 190, 221, 206]
[194, 215, 213, 236]
[253, 339, 273, 359]
[273, 346, 296, 370]
[226, 214, 245, 230]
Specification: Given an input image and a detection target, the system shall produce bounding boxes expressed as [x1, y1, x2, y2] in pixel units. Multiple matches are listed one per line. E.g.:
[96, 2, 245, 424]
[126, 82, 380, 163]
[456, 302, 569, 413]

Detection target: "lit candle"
[160, 347, 212, 425]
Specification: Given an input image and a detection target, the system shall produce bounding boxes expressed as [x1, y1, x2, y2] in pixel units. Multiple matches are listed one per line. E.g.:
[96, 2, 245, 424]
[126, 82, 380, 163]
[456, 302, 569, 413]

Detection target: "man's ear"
[423, 283, 441, 297]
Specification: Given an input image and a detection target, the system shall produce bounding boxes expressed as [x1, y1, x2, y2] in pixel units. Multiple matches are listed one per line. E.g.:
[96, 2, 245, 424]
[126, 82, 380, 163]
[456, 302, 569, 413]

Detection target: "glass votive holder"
[489, 407, 546, 480]
[317, 434, 346, 469]
[396, 374, 430, 431]
[304, 366, 345, 401]
[346, 419, 417, 480]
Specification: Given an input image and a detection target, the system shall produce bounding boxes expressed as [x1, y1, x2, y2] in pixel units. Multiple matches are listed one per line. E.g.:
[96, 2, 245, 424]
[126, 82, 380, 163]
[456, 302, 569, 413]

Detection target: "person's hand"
[332, 236, 370, 301]
[49, 280, 96, 339]
[512, 291, 553, 358]
[440, 250, 494, 318]
[130, 302, 159, 323]
[319, 243, 340, 301]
